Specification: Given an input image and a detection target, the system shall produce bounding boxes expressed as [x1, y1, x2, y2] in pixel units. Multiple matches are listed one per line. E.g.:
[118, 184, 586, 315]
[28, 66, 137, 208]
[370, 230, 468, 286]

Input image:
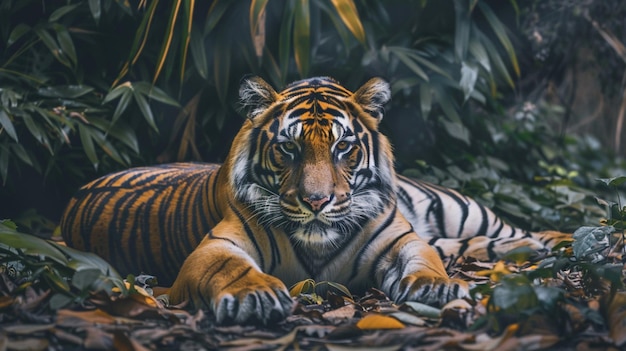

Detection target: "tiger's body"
[61, 77, 568, 324]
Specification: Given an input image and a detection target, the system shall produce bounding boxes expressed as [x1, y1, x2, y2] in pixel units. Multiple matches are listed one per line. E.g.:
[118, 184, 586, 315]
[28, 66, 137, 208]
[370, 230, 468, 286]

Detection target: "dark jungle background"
[1, 0, 625, 236]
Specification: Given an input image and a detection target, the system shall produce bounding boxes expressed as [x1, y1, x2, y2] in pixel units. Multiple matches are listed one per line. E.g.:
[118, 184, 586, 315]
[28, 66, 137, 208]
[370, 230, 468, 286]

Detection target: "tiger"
[60, 76, 569, 324]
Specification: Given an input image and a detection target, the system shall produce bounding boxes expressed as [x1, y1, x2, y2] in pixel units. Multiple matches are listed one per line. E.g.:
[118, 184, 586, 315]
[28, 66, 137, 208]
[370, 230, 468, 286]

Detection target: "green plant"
[0, 219, 125, 310]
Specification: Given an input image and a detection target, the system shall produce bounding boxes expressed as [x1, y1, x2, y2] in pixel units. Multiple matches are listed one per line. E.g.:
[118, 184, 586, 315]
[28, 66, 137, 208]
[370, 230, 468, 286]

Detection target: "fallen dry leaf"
[356, 314, 405, 330]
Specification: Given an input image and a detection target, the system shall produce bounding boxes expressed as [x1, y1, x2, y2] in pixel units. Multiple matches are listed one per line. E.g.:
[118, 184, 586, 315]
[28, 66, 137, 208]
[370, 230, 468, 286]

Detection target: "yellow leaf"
[356, 314, 405, 330]
[329, 0, 365, 44]
[289, 278, 316, 296]
[475, 261, 512, 282]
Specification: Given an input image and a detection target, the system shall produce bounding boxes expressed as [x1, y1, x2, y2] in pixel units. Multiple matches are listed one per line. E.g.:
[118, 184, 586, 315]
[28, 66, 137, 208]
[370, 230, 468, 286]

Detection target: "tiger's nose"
[302, 194, 331, 212]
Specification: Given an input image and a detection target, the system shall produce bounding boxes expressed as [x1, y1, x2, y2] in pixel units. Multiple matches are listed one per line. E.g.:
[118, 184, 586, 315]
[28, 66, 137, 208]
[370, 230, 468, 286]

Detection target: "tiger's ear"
[239, 76, 278, 120]
[353, 78, 391, 121]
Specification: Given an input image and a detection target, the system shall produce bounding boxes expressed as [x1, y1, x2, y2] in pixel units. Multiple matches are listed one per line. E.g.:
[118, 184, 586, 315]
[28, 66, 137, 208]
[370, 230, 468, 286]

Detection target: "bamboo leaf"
[389, 47, 428, 81]
[153, 0, 182, 84]
[250, 0, 269, 59]
[38, 85, 94, 99]
[178, 0, 194, 88]
[213, 46, 231, 104]
[469, 38, 491, 73]
[419, 83, 432, 117]
[34, 27, 71, 68]
[329, 0, 365, 44]
[460, 61, 478, 101]
[78, 124, 98, 167]
[134, 82, 180, 106]
[110, 88, 133, 124]
[453, 0, 470, 61]
[190, 23, 208, 79]
[278, 1, 295, 80]
[0, 145, 8, 184]
[204, 0, 230, 34]
[90, 117, 139, 153]
[477, 1, 519, 77]
[480, 32, 514, 89]
[49, 3, 81, 22]
[52, 24, 77, 66]
[293, 0, 311, 77]
[133, 91, 159, 132]
[8, 24, 31, 46]
[0, 109, 18, 142]
[88, 0, 102, 24]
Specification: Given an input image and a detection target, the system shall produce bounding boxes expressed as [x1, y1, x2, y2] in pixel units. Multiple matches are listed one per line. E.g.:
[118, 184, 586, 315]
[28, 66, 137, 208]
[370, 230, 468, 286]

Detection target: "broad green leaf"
[477, 1, 519, 77]
[293, 0, 311, 77]
[133, 91, 159, 131]
[490, 275, 538, 313]
[0, 230, 69, 266]
[48, 293, 74, 310]
[56, 241, 121, 279]
[0, 109, 18, 141]
[72, 269, 102, 290]
[572, 226, 613, 259]
[401, 301, 441, 318]
[329, 0, 365, 44]
[49, 3, 81, 22]
[78, 124, 98, 167]
[153, 0, 182, 83]
[38, 85, 94, 99]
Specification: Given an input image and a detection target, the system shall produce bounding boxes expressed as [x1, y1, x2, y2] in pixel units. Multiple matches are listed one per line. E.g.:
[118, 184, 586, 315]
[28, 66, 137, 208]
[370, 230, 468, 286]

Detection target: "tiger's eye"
[336, 141, 351, 151]
[279, 141, 297, 153]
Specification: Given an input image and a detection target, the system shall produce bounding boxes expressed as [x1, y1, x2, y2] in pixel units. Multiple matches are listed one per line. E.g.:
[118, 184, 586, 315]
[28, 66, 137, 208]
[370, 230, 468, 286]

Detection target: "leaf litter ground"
[1, 251, 625, 350]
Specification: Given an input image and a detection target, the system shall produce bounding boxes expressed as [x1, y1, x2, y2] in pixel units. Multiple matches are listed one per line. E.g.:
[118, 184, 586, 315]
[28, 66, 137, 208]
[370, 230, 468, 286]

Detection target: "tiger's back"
[60, 163, 224, 284]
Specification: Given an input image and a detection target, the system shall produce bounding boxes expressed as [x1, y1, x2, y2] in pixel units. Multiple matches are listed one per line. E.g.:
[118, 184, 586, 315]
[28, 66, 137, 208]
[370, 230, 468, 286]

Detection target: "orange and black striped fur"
[61, 77, 569, 324]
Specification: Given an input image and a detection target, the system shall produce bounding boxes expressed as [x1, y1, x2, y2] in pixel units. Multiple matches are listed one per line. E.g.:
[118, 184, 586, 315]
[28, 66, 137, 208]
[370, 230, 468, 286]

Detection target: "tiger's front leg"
[168, 235, 294, 324]
[378, 233, 470, 306]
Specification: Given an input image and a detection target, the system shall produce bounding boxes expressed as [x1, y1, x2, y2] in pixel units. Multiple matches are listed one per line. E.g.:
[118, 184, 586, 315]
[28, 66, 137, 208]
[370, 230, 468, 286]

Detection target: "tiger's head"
[229, 77, 394, 249]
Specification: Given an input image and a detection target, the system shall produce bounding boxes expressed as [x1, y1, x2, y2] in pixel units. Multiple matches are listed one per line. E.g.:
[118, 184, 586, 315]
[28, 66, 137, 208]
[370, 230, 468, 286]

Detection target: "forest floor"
[1, 252, 625, 350]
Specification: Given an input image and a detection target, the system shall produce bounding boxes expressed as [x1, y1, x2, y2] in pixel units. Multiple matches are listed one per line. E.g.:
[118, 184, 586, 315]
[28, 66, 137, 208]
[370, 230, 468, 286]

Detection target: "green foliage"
[0, 219, 125, 310]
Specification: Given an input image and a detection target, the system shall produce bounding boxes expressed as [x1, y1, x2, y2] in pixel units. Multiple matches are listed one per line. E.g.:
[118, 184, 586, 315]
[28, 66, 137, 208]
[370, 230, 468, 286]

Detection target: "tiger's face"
[231, 77, 394, 249]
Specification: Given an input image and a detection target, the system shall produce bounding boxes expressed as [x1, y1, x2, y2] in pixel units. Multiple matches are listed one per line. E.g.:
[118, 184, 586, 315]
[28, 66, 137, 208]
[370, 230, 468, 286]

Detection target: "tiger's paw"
[395, 274, 470, 307]
[212, 272, 294, 324]
[170, 270, 294, 325]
